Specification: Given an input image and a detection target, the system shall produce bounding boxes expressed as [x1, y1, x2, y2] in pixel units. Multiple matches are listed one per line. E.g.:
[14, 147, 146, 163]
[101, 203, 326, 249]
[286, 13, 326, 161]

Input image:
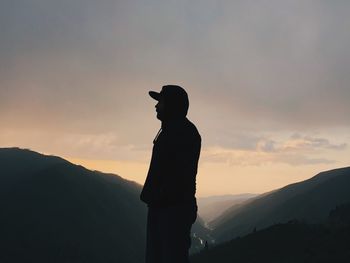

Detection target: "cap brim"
[149, 91, 161, 100]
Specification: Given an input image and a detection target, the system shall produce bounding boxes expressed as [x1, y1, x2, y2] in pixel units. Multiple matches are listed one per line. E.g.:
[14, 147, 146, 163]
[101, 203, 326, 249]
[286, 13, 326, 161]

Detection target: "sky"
[1, 0, 350, 197]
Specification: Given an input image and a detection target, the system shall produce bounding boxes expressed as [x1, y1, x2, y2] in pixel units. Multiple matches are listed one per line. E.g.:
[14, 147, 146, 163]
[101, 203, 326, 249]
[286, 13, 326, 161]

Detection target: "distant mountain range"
[197, 193, 258, 223]
[0, 147, 209, 262]
[210, 166, 350, 243]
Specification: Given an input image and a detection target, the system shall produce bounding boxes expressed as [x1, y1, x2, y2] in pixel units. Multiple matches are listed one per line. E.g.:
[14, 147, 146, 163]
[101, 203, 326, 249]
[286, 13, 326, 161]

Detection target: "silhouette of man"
[140, 85, 201, 263]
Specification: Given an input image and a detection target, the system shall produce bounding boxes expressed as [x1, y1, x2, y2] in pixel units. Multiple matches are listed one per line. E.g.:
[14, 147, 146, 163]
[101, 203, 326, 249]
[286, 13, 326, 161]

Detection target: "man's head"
[149, 85, 189, 121]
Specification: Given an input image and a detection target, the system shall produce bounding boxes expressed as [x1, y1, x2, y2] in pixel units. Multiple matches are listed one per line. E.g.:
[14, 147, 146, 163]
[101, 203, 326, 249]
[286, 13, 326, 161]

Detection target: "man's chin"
[156, 113, 163, 120]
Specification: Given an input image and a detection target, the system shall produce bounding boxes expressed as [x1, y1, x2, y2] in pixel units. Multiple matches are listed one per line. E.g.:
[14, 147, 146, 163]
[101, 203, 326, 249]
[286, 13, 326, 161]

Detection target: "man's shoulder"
[164, 118, 201, 141]
[185, 118, 199, 130]
[184, 118, 201, 140]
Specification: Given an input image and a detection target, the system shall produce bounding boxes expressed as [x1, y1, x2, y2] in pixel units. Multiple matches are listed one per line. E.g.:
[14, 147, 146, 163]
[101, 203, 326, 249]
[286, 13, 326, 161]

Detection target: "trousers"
[145, 202, 197, 263]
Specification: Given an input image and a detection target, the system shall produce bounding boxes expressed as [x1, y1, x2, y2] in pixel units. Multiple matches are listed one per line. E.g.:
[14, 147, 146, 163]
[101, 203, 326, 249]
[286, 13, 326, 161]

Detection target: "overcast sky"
[1, 0, 350, 196]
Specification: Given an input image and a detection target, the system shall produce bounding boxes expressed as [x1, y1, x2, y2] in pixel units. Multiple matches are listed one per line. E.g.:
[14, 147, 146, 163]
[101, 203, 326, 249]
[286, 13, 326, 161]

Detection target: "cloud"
[56, 132, 150, 161]
[1, 0, 350, 132]
[202, 133, 346, 166]
[0, 128, 151, 161]
[257, 139, 276, 152]
[201, 146, 335, 167]
[201, 146, 335, 166]
[283, 134, 347, 151]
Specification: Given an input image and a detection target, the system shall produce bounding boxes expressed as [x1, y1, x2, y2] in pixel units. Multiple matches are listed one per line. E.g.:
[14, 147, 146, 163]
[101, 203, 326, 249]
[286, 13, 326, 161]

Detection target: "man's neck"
[161, 116, 186, 129]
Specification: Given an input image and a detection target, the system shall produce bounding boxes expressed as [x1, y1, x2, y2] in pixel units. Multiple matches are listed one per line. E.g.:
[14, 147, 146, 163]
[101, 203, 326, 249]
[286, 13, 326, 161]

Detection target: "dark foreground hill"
[211, 167, 350, 242]
[191, 204, 350, 263]
[0, 148, 209, 262]
[0, 147, 147, 263]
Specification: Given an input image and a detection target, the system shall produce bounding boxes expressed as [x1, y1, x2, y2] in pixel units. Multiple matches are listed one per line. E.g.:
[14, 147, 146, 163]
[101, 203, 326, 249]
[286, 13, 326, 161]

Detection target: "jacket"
[140, 117, 201, 207]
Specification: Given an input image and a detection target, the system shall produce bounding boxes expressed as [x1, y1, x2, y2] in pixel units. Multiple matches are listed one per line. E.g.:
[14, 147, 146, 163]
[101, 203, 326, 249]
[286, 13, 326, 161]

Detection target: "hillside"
[0, 148, 208, 262]
[197, 194, 258, 223]
[191, 204, 350, 263]
[211, 167, 350, 242]
[0, 147, 147, 263]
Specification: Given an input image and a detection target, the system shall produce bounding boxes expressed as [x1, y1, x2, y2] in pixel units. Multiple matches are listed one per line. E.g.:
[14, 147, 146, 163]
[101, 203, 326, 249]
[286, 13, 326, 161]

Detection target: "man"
[140, 85, 201, 263]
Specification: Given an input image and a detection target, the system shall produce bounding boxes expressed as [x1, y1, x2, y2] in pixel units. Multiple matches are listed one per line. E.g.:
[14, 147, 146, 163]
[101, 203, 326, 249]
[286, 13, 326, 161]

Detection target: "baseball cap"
[149, 85, 188, 102]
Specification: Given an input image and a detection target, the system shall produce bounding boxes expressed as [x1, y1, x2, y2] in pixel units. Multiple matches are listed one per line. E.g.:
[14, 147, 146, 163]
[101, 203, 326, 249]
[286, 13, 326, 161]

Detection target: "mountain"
[0, 147, 209, 262]
[191, 204, 350, 263]
[197, 194, 258, 223]
[210, 167, 350, 243]
[0, 147, 147, 263]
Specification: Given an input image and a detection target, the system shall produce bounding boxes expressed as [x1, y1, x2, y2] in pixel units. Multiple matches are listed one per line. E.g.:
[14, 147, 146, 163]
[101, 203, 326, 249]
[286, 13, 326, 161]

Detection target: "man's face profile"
[155, 97, 165, 120]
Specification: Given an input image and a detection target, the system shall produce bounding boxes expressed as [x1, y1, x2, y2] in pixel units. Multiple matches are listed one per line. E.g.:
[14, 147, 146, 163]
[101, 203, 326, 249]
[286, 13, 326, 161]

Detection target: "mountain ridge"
[0, 147, 147, 263]
[197, 193, 258, 223]
[211, 166, 350, 242]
